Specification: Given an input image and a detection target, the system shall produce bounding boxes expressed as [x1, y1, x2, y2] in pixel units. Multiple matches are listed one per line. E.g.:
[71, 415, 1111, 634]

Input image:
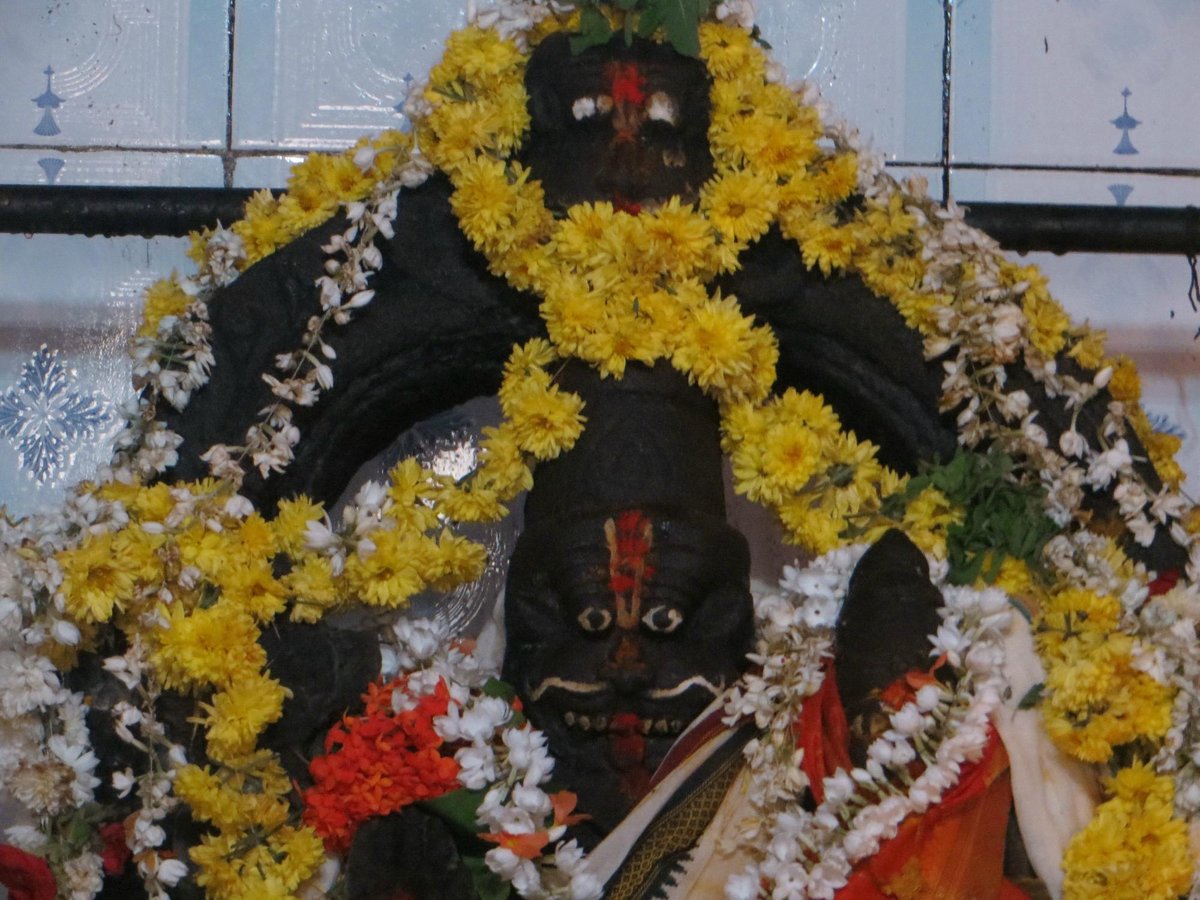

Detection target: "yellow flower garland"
[67, 7, 1193, 898]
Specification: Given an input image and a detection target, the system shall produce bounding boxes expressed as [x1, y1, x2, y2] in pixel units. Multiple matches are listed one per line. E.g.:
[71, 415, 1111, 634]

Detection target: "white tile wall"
[0, 235, 191, 518]
[1, 0, 1200, 513]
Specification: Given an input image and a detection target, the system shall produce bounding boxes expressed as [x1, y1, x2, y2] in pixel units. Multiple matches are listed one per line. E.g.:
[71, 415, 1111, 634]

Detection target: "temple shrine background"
[0, 0, 1197, 522]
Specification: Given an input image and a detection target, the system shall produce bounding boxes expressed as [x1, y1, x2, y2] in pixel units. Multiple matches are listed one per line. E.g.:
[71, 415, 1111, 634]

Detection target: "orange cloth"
[795, 663, 1026, 900]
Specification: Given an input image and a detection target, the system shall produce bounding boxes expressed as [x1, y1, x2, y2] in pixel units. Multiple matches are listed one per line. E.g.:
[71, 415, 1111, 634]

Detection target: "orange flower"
[302, 678, 461, 852]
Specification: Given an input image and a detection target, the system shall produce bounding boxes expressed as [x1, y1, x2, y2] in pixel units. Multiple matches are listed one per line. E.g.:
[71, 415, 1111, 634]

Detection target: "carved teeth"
[670, 720, 683, 733]
[654, 719, 670, 734]
[593, 715, 609, 732]
[577, 715, 591, 731]
[564, 711, 576, 726]
[641, 719, 653, 734]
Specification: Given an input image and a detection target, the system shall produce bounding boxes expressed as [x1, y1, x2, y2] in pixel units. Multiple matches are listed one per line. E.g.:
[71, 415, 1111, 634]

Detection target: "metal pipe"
[1, 185, 1199, 256]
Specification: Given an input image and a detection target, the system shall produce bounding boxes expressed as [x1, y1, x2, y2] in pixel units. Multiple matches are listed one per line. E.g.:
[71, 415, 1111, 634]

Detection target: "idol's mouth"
[527, 674, 726, 740]
[528, 673, 726, 705]
[561, 712, 687, 736]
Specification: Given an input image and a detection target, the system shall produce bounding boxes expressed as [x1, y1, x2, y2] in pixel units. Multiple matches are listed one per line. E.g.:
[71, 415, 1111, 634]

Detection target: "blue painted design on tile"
[37, 158, 64, 184]
[1111, 87, 1139, 155]
[1147, 410, 1186, 441]
[394, 73, 416, 131]
[32, 65, 64, 137]
[1108, 184, 1133, 206]
[0, 345, 112, 484]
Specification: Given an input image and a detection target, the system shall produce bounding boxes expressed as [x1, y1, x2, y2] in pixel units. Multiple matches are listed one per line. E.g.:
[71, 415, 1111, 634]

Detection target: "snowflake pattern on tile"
[0, 345, 113, 484]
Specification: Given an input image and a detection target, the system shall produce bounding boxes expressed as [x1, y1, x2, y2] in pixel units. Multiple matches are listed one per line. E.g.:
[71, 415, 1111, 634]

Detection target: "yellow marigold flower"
[427, 529, 488, 592]
[778, 499, 843, 554]
[501, 378, 586, 460]
[795, 216, 859, 276]
[1143, 429, 1185, 489]
[266, 825, 326, 891]
[175, 763, 290, 833]
[812, 152, 859, 204]
[151, 603, 266, 692]
[699, 21, 764, 81]
[58, 532, 138, 623]
[477, 425, 535, 499]
[284, 554, 340, 623]
[201, 672, 290, 760]
[1068, 327, 1108, 370]
[343, 527, 428, 608]
[437, 483, 508, 523]
[138, 276, 192, 338]
[672, 294, 762, 398]
[189, 833, 240, 894]
[636, 198, 717, 281]
[430, 25, 527, 94]
[448, 157, 517, 238]
[900, 486, 961, 557]
[701, 170, 778, 247]
[177, 523, 233, 580]
[386, 457, 442, 521]
[1106, 354, 1142, 403]
[1022, 288, 1070, 357]
[1062, 762, 1191, 899]
[126, 483, 175, 522]
[216, 560, 286, 622]
[271, 495, 325, 556]
[553, 202, 619, 270]
[1038, 587, 1120, 637]
[993, 557, 1036, 603]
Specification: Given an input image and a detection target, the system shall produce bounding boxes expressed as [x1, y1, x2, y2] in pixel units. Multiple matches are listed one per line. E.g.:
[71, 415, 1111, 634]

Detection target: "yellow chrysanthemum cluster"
[197, 131, 412, 271]
[55, 479, 326, 891]
[1035, 586, 1173, 763]
[175, 753, 325, 899]
[111, 6, 1194, 895]
[1061, 762, 1192, 899]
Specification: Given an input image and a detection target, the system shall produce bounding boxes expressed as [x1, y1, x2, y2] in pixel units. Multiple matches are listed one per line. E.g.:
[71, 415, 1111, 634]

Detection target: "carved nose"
[601, 634, 650, 695]
[595, 139, 652, 203]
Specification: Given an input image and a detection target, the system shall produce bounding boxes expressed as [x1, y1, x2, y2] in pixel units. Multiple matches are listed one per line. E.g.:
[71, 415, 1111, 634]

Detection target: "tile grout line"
[223, 0, 237, 189]
[941, 0, 953, 204]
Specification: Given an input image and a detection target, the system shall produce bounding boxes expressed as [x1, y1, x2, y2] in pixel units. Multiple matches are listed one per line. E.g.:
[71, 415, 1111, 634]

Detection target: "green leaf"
[482, 678, 517, 702]
[615, 0, 639, 10]
[464, 856, 513, 900]
[656, 0, 702, 57]
[636, 5, 663, 39]
[1017, 682, 1044, 710]
[570, 4, 614, 54]
[421, 788, 487, 835]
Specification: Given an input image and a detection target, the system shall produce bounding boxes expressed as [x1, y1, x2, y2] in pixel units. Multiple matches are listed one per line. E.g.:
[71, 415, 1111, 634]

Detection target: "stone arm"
[161, 174, 544, 512]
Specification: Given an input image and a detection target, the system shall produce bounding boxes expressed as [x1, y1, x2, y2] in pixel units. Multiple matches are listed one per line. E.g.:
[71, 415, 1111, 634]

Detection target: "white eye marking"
[572, 96, 597, 120]
[642, 606, 683, 634]
[578, 606, 613, 633]
[646, 92, 679, 126]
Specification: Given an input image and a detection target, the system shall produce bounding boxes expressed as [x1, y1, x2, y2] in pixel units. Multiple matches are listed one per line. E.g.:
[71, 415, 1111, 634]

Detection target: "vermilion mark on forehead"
[605, 509, 654, 629]
[606, 61, 647, 106]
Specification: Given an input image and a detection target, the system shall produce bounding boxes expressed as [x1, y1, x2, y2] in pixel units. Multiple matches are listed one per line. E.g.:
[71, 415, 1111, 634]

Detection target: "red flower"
[100, 821, 131, 876]
[1149, 568, 1180, 596]
[0, 845, 56, 900]
[303, 677, 462, 853]
[607, 62, 646, 106]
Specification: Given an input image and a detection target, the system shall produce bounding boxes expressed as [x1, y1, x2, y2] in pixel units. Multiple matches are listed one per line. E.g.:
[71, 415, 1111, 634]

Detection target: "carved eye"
[577, 606, 613, 633]
[642, 606, 683, 634]
[646, 92, 679, 126]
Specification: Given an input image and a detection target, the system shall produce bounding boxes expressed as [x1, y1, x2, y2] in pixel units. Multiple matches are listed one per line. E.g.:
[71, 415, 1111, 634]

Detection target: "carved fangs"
[561, 713, 683, 735]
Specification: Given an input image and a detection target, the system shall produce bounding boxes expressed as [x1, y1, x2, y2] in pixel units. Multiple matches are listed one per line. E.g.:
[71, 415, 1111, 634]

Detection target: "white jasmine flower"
[571, 96, 596, 120]
[62, 851, 103, 899]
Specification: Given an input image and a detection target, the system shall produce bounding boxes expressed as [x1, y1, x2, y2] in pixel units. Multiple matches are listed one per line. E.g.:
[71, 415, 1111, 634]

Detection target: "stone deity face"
[503, 508, 753, 833]
[520, 33, 714, 210]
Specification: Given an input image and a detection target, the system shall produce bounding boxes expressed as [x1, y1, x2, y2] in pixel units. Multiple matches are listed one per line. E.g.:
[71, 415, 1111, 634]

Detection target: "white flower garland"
[722, 544, 1012, 900]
